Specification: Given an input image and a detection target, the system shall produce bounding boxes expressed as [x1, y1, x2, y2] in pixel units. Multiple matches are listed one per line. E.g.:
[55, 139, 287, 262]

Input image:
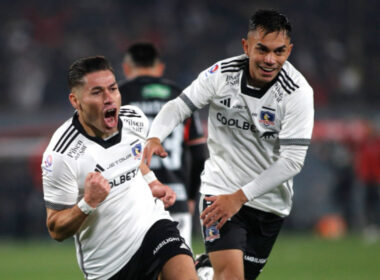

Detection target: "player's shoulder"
[280, 61, 313, 96]
[202, 54, 248, 79]
[119, 105, 149, 131]
[45, 117, 77, 154]
[119, 104, 147, 119]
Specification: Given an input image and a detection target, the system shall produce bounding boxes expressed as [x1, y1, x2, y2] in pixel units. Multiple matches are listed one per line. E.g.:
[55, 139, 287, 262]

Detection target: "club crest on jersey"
[209, 64, 219, 74]
[259, 110, 275, 127]
[131, 143, 142, 160]
[205, 224, 220, 242]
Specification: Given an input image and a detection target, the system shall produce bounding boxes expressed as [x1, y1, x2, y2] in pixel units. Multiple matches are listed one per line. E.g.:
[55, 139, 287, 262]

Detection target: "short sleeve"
[182, 63, 221, 109]
[279, 85, 314, 146]
[42, 150, 78, 209]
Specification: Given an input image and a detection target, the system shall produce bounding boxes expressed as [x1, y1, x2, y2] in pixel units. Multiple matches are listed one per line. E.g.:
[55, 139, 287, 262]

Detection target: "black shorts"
[201, 195, 284, 279]
[109, 219, 193, 280]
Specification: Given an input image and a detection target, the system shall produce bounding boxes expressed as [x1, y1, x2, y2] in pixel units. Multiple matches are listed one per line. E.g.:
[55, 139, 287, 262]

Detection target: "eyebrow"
[90, 82, 117, 91]
[257, 43, 286, 52]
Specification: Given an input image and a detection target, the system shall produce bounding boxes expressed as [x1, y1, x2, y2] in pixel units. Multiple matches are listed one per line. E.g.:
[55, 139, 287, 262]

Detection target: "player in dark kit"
[119, 42, 208, 247]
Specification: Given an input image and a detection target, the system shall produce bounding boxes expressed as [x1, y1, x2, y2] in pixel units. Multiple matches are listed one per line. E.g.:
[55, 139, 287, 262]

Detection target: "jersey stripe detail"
[180, 93, 198, 112]
[277, 78, 291, 94]
[221, 63, 245, 73]
[60, 131, 80, 154]
[53, 125, 74, 151]
[281, 69, 299, 89]
[119, 108, 142, 118]
[279, 73, 296, 92]
[221, 59, 247, 73]
[221, 68, 244, 73]
[280, 138, 311, 146]
[54, 126, 78, 153]
[262, 106, 275, 111]
[95, 164, 105, 172]
[45, 201, 75, 210]
[221, 58, 247, 66]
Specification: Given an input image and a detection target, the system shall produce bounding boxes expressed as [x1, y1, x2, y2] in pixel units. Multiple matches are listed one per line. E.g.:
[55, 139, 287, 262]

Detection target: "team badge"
[209, 64, 219, 74]
[42, 154, 53, 172]
[131, 143, 142, 160]
[205, 224, 220, 242]
[259, 110, 275, 127]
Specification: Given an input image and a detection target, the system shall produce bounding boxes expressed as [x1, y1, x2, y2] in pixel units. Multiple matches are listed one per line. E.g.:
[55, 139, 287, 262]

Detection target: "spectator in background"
[119, 42, 208, 247]
[355, 128, 380, 232]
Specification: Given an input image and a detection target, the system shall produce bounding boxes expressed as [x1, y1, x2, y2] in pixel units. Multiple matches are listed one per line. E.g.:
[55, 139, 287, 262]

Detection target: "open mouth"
[104, 108, 117, 128]
[259, 66, 276, 74]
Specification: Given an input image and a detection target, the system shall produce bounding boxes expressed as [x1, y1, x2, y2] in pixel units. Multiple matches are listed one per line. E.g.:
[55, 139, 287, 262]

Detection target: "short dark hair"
[249, 10, 292, 38]
[68, 55, 114, 90]
[124, 42, 160, 68]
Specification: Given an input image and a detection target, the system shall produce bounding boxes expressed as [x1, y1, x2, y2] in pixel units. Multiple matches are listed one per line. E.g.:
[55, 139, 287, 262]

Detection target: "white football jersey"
[42, 105, 171, 280]
[182, 54, 314, 217]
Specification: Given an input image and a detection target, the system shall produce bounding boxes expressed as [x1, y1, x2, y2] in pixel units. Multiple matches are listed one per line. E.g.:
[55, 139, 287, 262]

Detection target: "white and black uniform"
[42, 105, 183, 280]
[149, 54, 314, 217]
[119, 76, 207, 247]
[148, 54, 314, 279]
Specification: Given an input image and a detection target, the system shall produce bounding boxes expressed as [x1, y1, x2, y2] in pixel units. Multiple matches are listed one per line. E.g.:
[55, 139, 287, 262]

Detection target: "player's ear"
[69, 92, 80, 110]
[287, 43, 294, 57]
[242, 38, 249, 56]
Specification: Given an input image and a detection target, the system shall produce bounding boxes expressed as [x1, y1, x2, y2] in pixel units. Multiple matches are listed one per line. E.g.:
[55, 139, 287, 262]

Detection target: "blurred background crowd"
[0, 0, 379, 241]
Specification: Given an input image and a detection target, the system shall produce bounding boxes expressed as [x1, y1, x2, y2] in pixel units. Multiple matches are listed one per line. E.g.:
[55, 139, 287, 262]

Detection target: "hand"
[200, 190, 248, 230]
[149, 181, 176, 208]
[142, 137, 168, 166]
[83, 172, 111, 208]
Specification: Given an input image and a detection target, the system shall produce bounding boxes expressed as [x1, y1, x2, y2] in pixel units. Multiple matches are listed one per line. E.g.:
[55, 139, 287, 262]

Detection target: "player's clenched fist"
[83, 172, 111, 208]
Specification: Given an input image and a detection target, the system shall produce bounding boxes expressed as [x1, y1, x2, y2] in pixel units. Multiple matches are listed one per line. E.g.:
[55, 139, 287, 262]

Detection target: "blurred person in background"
[41, 56, 197, 280]
[355, 126, 380, 238]
[143, 10, 314, 280]
[119, 42, 208, 247]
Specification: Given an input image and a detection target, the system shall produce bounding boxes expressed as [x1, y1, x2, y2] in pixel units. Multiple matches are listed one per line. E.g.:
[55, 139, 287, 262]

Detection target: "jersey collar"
[240, 62, 279, 99]
[72, 112, 123, 148]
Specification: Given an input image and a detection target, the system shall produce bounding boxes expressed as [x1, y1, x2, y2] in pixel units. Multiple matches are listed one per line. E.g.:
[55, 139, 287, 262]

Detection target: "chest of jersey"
[210, 82, 283, 142]
[73, 135, 144, 195]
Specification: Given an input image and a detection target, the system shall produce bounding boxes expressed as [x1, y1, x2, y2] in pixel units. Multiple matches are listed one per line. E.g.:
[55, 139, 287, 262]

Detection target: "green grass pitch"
[0, 233, 379, 279]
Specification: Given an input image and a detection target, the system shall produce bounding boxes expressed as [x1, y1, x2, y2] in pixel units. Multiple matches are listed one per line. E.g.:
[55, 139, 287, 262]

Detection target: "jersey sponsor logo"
[244, 254, 267, 264]
[225, 74, 239, 86]
[259, 110, 275, 127]
[42, 154, 53, 172]
[209, 64, 219, 74]
[108, 167, 138, 188]
[131, 142, 142, 160]
[67, 140, 87, 160]
[153, 237, 181, 255]
[274, 83, 284, 103]
[216, 112, 258, 133]
[142, 84, 171, 99]
[106, 154, 132, 170]
[220, 98, 231, 108]
[123, 118, 144, 133]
